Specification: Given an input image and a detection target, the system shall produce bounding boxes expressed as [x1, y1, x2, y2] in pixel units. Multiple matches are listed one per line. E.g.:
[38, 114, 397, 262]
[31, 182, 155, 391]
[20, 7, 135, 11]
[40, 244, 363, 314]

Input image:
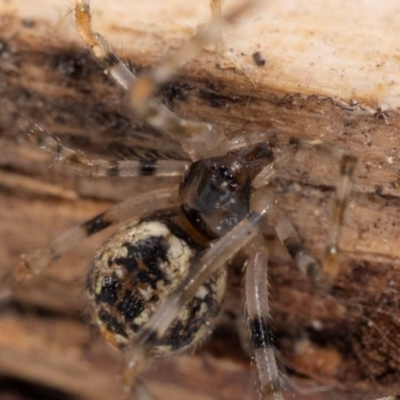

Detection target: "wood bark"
[0, 1, 399, 399]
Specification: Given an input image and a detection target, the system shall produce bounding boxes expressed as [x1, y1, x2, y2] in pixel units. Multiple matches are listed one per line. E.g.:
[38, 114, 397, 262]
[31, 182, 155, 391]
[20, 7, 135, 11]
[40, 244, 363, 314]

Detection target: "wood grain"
[0, 1, 399, 399]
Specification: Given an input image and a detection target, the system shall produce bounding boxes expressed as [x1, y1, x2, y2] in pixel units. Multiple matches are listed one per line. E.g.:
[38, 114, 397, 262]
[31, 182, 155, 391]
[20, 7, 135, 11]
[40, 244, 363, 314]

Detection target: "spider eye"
[218, 165, 238, 190]
[218, 165, 234, 181]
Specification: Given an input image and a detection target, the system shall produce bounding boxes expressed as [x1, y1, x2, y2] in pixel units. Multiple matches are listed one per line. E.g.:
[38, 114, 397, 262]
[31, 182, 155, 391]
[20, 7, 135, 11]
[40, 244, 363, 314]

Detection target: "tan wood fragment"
[0, 1, 399, 399]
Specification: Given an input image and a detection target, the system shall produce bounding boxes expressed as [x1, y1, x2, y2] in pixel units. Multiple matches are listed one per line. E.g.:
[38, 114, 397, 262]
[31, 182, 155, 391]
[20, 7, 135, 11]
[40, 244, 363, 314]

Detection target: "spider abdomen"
[87, 209, 227, 355]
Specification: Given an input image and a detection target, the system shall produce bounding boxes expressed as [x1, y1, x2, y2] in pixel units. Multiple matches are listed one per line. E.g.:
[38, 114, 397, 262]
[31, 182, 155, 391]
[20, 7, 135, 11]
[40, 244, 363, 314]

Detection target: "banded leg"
[268, 206, 324, 282]
[323, 152, 356, 276]
[251, 186, 324, 283]
[127, 0, 259, 160]
[9, 187, 180, 282]
[75, 0, 135, 90]
[74, 0, 232, 160]
[288, 138, 357, 278]
[129, 0, 258, 105]
[28, 126, 189, 178]
[245, 237, 283, 400]
[121, 188, 274, 391]
[246, 138, 355, 284]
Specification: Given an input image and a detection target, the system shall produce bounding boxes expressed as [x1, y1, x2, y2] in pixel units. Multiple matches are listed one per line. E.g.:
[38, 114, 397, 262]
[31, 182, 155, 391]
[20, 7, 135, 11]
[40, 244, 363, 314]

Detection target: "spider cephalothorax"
[181, 142, 274, 238]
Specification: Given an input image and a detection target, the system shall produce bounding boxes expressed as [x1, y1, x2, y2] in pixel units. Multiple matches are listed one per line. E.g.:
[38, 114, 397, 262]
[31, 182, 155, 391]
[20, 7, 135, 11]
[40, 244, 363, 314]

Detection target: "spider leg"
[129, 0, 258, 105]
[210, 0, 225, 61]
[128, 0, 260, 160]
[4, 187, 179, 286]
[267, 205, 325, 282]
[252, 169, 325, 284]
[209, 0, 256, 82]
[323, 151, 357, 276]
[28, 126, 189, 178]
[132, 379, 152, 400]
[75, 0, 134, 90]
[210, 0, 225, 20]
[245, 236, 283, 400]
[289, 138, 357, 278]
[121, 189, 274, 392]
[74, 0, 257, 161]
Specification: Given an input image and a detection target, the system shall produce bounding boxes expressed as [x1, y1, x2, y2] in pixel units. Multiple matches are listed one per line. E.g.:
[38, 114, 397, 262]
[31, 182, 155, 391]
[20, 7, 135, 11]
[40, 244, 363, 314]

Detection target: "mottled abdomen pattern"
[87, 209, 227, 355]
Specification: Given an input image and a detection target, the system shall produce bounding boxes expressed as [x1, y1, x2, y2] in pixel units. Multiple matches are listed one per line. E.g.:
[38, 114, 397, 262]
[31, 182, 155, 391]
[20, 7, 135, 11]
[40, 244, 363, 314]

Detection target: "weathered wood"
[0, 1, 400, 399]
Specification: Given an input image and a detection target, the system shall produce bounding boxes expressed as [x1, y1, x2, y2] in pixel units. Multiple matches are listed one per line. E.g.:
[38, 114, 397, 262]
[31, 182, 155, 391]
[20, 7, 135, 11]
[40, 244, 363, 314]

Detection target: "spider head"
[180, 143, 274, 238]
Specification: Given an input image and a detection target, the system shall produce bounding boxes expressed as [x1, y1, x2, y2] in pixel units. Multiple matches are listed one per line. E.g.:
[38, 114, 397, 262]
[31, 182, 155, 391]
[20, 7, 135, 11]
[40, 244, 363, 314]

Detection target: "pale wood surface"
[0, 1, 399, 399]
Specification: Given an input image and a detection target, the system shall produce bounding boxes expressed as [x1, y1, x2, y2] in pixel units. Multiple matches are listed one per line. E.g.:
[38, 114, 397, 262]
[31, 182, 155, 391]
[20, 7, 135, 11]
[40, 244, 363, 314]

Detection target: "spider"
[1, 0, 370, 399]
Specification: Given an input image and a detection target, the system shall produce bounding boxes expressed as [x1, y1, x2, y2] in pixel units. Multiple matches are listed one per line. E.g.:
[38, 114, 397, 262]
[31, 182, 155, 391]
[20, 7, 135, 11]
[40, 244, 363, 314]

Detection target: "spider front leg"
[74, 0, 260, 161]
[128, 0, 260, 161]
[267, 204, 325, 282]
[75, 0, 134, 89]
[245, 236, 283, 400]
[28, 125, 189, 178]
[74, 0, 228, 161]
[287, 138, 357, 280]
